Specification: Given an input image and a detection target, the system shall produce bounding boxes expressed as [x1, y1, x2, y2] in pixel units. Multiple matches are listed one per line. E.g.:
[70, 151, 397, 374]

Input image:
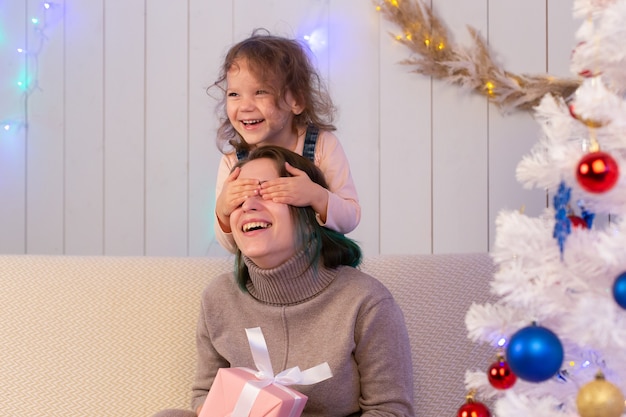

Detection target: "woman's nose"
[241, 193, 262, 211]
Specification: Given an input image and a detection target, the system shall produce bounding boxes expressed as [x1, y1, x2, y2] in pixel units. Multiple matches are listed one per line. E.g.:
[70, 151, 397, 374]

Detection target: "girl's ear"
[285, 90, 304, 115]
[291, 101, 304, 115]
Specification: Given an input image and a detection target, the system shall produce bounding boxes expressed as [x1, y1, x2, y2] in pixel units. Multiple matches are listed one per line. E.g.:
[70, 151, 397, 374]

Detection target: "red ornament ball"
[578, 69, 597, 78]
[576, 151, 619, 193]
[457, 401, 491, 417]
[487, 359, 517, 389]
[568, 215, 588, 229]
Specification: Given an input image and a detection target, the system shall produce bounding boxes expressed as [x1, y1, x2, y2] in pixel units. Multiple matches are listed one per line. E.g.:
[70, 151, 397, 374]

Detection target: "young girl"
[212, 29, 361, 253]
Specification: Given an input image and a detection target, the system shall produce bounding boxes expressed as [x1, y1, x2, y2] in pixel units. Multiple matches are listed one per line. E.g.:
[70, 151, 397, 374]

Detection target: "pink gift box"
[199, 367, 308, 417]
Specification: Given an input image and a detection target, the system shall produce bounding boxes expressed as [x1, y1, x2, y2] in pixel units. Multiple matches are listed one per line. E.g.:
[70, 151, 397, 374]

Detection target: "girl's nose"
[239, 95, 255, 111]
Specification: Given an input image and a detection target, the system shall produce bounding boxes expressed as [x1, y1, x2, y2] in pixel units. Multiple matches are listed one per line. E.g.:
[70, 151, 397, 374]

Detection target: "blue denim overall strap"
[302, 125, 319, 162]
[235, 125, 318, 161]
[236, 148, 248, 161]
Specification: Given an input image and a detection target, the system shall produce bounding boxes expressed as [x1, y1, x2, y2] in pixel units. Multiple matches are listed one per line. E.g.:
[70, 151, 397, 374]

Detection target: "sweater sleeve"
[314, 131, 361, 234]
[354, 296, 416, 416]
[213, 154, 238, 254]
[190, 289, 230, 412]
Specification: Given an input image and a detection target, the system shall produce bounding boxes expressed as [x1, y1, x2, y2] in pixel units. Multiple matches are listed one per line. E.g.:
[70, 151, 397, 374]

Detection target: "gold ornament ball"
[576, 376, 625, 417]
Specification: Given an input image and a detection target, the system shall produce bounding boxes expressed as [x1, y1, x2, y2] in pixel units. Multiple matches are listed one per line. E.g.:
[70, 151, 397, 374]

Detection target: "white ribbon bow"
[231, 327, 333, 417]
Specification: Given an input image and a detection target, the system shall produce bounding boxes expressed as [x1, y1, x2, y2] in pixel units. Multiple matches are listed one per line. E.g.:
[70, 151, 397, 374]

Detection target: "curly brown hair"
[210, 28, 337, 155]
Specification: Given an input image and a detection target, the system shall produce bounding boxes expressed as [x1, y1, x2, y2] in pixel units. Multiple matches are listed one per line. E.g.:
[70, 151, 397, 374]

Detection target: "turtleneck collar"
[243, 249, 338, 306]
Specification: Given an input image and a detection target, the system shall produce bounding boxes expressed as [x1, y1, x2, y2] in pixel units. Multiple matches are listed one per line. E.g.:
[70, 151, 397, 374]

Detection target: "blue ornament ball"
[613, 272, 626, 309]
[505, 324, 564, 383]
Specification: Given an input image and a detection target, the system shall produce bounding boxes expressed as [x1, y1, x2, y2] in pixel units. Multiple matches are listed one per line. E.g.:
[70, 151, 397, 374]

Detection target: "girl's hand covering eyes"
[215, 167, 261, 232]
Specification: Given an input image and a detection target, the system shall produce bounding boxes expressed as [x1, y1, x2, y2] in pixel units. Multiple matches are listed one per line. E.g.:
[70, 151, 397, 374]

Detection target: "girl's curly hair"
[210, 29, 337, 155]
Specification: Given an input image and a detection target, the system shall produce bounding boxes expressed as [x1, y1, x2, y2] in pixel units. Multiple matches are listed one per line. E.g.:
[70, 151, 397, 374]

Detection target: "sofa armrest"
[0, 255, 232, 416]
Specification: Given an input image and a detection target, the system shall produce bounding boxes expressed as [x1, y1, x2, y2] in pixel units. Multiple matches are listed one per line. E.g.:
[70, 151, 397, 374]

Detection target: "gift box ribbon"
[231, 327, 333, 417]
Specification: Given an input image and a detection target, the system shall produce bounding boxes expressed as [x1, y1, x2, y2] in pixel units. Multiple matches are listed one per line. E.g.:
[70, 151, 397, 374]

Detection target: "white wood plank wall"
[0, 0, 580, 257]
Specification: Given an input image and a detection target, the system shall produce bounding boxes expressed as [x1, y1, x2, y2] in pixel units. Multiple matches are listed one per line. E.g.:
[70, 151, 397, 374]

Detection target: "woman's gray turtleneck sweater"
[191, 251, 415, 416]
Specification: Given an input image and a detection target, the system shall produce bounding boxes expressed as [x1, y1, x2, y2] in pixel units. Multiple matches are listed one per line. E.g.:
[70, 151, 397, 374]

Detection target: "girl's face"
[230, 158, 297, 269]
[226, 59, 303, 150]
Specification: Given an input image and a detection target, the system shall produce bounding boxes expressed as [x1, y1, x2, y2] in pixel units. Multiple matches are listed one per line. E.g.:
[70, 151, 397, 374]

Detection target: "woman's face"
[230, 158, 297, 269]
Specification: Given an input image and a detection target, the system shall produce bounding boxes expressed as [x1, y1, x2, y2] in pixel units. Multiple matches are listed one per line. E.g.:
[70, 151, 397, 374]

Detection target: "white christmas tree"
[463, 1, 626, 417]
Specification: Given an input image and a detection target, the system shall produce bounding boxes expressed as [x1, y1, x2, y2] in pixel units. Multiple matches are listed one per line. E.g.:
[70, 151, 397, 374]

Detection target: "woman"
[155, 146, 414, 417]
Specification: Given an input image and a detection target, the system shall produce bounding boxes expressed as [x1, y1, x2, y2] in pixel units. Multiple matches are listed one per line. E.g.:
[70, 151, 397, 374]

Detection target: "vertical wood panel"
[233, 0, 327, 42]
[431, 0, 489, 253]
[103, 0, 146, 255]
[328, 1, 380, 256]
[64, 0, 105, 254]
[548, 0, 579, 77]
[0, 1, 27, 253]
[487, 1, 548, 249]
[26, 0, 65, 254]
[189, 1, 232, 257]
[145, 0, 189, 256]
[378, 12, 433, 255]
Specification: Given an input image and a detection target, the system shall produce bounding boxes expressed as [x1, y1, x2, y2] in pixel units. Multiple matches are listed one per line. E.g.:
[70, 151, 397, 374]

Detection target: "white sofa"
[0, 253, 495, 417]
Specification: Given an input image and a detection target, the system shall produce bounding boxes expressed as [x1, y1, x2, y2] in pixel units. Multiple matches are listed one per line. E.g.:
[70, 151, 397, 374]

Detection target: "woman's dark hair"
[231, 146, 361, 289]
[211, 29, 337, 155]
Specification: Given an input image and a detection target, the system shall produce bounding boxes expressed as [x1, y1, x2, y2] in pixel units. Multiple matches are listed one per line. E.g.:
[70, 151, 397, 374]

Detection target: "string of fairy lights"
[1, 1, 61, 136]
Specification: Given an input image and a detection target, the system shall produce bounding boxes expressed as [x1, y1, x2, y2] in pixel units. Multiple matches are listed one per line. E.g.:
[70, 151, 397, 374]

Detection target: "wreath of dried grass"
[376, 0, 580, 112]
